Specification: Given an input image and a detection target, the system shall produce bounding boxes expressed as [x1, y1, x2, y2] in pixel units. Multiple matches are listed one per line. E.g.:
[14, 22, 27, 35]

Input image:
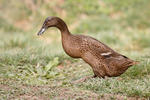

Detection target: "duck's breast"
[62, 35, 81, 58]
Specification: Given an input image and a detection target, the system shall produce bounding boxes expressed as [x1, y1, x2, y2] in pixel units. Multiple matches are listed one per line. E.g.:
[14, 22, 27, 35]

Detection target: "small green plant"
[15, 57, 60, 84]
[36, 57, 60, 78]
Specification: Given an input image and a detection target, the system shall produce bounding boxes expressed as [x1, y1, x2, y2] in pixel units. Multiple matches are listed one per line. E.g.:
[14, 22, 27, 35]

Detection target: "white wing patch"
[101, 52, 112, 56]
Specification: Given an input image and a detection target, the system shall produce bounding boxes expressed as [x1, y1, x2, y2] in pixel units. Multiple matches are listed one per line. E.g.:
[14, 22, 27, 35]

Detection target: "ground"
[0, 0, 150, 99]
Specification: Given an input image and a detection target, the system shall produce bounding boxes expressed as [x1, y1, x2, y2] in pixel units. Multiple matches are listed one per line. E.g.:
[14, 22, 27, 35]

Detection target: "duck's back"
[78, 35, 118, 56]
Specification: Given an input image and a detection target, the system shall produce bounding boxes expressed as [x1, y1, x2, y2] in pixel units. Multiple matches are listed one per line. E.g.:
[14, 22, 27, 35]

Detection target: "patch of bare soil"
[52, 88, 145, 100]
[17, 95, 47, 100]
[13, 84, 145, 100]
[0, 84, 11, 91]
[0, 80, 146, 100]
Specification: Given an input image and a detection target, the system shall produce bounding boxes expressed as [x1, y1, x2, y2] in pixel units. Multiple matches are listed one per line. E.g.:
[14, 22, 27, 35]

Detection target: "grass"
[0, 0, 150, 99]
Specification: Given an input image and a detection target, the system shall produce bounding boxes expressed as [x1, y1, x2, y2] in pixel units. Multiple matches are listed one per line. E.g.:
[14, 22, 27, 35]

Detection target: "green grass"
[0, 0, 150, 99]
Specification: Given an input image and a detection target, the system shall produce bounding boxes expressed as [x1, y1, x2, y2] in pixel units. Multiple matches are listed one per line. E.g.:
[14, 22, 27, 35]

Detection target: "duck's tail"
[128, 59, 139, 66]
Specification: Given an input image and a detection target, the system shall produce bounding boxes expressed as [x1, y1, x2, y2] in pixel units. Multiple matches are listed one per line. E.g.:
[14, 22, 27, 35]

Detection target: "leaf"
[36, 66, 44, 76]
[44, 57, 59, 73]
[35, 63, 44, 76]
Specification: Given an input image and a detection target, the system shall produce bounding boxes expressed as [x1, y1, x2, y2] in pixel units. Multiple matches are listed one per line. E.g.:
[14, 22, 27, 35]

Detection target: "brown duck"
[37, 16, 138, 78]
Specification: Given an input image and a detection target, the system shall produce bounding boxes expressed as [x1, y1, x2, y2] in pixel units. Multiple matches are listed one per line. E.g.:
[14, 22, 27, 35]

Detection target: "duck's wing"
[81, 35, 119, 57]
[83, 35, 137, 63]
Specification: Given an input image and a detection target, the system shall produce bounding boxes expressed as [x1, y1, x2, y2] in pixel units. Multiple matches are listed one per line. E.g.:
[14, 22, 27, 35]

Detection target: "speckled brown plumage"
[38, 16, 138, 78]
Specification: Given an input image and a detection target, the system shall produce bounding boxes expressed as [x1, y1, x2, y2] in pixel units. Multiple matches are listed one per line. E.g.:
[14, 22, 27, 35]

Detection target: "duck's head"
[37, 16, 60, 35]
[38, 16, 69, 35]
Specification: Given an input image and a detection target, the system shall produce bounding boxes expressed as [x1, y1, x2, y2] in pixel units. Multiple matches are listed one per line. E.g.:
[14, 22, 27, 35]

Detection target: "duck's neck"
[55, 18, 71, 37]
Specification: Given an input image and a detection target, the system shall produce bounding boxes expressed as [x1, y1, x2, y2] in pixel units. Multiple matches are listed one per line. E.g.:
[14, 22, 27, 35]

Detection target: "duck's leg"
[93, 74, 97, 78]
[72, 51, 109, 84]
[71, 75, 97, 84]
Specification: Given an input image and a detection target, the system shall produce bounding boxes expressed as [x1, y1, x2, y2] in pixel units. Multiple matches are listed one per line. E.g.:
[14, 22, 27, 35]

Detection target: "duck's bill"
[37, 28, 46, 35]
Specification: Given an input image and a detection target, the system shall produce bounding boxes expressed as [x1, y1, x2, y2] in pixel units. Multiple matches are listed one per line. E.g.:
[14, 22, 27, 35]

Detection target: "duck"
[37, 16, 138, 78]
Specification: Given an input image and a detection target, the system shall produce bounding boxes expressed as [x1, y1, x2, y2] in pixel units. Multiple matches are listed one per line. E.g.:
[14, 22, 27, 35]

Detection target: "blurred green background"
[0, 0, 150, 99]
